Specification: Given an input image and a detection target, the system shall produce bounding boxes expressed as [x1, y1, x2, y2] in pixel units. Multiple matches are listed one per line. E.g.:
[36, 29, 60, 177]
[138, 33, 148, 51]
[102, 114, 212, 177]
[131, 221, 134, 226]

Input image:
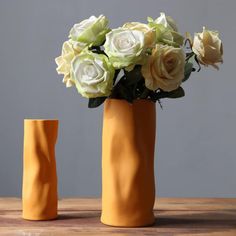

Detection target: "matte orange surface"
[22, 119, 58, 220]
[101, 99, 156, 227]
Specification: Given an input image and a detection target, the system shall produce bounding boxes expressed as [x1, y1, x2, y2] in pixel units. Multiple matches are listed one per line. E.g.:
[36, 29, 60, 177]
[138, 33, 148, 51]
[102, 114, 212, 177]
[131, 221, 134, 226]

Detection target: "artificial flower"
[55, 40, 80, 87]
[71, 50, 115, 98]
[192, 27, 223, 69]
[104, 28, 147, 69]
[141, 44, 185, 91]
[122, 22, 156, 48]
[69, 15, 110, 49]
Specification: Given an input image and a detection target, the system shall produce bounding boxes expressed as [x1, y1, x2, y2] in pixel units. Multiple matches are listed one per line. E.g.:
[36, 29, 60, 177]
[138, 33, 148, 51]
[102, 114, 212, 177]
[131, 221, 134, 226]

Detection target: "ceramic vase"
[101, 99, 156, 227]
[22, 119, 58, 220]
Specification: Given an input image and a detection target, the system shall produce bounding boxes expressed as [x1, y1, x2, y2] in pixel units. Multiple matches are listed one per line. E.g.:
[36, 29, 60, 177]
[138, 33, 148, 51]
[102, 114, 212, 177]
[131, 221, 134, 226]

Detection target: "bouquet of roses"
[55, 13, 223, 108]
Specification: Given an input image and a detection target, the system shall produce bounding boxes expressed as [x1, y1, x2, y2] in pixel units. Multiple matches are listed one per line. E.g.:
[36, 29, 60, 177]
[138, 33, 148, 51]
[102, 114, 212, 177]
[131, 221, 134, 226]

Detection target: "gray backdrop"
[0, 0, 235, 198]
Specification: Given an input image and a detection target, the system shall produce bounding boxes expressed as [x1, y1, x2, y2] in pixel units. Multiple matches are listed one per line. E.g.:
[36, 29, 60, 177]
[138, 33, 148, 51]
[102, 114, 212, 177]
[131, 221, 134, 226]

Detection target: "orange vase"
[101, 99, 156, 227]
[22, 119, 58, 220]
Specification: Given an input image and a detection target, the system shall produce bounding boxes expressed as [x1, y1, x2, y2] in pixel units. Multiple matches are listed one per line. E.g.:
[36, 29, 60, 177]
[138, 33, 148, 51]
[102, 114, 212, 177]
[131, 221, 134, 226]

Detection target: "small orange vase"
[101, 99, 156, 227]
[22, 119, 58, 220]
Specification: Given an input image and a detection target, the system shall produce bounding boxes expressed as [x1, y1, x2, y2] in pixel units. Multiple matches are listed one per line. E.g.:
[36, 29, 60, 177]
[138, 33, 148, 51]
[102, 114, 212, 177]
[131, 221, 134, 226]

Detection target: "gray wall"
[0, 0, 235, 198]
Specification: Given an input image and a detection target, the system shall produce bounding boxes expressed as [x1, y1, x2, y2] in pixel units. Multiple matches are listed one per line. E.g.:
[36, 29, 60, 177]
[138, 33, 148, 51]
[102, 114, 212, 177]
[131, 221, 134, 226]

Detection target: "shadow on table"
[153, 211, 236, 235]
[154, 211, 236, 227]
[57, 211, 101, 220]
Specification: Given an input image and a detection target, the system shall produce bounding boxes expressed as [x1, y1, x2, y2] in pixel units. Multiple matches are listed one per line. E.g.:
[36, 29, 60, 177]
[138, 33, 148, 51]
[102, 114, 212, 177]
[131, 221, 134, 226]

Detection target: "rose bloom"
[104, 28, 147, 70]
[192, 27, 223, 69]
[55, 40, 80, 87]
[141, 44, 185, 92]
[71, 50, 115, 98]
[69, 15, 110, 49]
[122, 22, 156, 48]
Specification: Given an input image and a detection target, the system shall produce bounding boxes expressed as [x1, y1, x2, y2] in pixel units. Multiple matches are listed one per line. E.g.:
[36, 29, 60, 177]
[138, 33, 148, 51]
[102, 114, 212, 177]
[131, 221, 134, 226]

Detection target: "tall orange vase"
[22, 119, 58, 220]
[101, 99, 156, 227]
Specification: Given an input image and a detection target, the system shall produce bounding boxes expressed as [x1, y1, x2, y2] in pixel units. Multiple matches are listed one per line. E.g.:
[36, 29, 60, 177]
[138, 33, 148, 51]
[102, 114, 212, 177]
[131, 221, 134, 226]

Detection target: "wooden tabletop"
[0, 198, 236, 235]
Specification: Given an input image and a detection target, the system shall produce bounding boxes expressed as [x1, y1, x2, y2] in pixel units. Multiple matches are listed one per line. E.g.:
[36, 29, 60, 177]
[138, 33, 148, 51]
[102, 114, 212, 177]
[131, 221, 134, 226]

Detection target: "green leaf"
[166, 87, 185, 98]
[124, 66, 143, 85]
[110, 80, 134, 103]
[88, 97, 106, 108]
[183, 62, 193, 82]
[118, 83, 133, 103]
[140, 88, 150, 99]
[156, 87, 185, 100]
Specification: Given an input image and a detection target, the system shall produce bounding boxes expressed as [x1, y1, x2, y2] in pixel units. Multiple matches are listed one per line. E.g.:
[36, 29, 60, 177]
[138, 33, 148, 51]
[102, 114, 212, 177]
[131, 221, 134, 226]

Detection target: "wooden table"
[0, 198, 236, 235]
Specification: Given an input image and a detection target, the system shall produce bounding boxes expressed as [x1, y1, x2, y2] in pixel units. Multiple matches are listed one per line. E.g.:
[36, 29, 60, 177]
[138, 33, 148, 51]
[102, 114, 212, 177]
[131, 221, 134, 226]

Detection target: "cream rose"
[192, 27, 223, 69]
[141, 44, 185, 92]
[122, 22, 156, 48]
[55, 40, 80, 87]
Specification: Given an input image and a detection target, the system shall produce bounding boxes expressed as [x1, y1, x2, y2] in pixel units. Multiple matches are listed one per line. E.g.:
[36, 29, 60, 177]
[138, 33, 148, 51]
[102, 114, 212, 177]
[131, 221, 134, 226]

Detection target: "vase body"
[22, 119, 58, 220]
[101, 99, 156, 227]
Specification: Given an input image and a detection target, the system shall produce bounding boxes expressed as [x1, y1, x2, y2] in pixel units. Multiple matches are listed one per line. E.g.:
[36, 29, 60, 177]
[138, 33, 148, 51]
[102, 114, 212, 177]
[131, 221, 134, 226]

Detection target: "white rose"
[71, 50, 115, 98]
[104, 28, 146, 69]
[141, 44, 185, 92]
[69, 15, 110, 49]
[192, 27, 223, 69]
[122, 22, 156, 48]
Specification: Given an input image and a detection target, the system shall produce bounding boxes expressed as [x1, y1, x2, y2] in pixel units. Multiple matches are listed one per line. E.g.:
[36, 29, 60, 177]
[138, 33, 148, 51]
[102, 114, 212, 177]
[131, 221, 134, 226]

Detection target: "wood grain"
[0, 198, 236, 235]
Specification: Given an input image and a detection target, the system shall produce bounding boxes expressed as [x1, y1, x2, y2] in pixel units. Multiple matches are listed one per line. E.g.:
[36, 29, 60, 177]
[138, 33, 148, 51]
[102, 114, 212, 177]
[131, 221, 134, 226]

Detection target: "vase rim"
[107, 98, 155, 104]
